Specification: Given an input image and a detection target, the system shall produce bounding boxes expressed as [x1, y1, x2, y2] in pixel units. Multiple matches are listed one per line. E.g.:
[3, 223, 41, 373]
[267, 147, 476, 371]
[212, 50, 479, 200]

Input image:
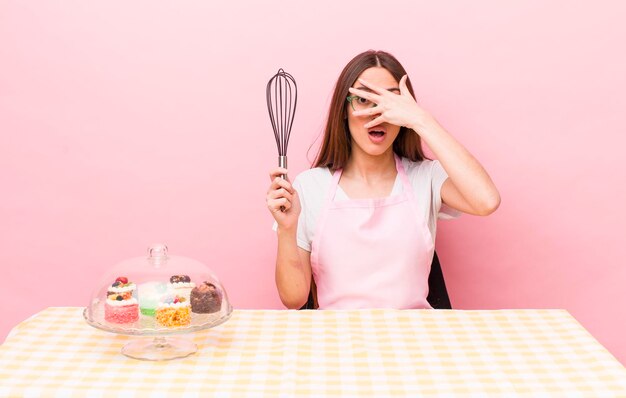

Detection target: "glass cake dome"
[83, 243, 233, 360]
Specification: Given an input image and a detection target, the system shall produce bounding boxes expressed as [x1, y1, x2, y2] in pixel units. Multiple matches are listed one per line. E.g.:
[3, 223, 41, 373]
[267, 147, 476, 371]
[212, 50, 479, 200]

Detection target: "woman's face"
[346, 67, 401, 158]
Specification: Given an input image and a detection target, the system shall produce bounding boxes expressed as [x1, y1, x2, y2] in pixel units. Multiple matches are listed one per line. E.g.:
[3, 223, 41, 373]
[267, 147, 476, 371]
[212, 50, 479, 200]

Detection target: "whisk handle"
[278, 155, 288, 212]
[278, 156, 288, 179]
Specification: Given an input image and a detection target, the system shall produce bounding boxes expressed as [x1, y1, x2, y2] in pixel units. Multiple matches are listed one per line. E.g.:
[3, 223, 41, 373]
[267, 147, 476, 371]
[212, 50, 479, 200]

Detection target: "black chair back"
[426, 251, 452, 309]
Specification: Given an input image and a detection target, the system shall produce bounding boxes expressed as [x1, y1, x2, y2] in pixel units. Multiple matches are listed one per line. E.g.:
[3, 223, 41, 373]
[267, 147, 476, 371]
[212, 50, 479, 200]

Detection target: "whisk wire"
[266, 68, 297, 158]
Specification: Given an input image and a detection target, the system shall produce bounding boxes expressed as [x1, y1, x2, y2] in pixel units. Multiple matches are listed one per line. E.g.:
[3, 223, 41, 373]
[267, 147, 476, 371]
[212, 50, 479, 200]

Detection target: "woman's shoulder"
[293, 166, 332, 190]
[401, 156, 440, 176]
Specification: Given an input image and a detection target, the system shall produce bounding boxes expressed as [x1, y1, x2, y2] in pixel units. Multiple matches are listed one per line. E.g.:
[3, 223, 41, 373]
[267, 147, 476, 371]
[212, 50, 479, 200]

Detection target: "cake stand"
[83, 244, 233, 361]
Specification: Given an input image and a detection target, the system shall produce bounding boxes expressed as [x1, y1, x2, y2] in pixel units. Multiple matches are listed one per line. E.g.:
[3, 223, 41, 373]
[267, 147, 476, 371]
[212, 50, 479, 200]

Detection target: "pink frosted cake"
[104, 276, 139, 324]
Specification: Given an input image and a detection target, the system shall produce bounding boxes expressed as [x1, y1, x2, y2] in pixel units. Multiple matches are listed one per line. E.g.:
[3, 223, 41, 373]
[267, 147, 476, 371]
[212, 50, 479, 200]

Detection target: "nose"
[369, 106, 377, 120]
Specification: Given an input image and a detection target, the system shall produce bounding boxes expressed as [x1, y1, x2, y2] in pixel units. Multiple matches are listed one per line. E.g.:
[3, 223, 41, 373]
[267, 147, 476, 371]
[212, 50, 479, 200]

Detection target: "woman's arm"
[349, 76, 500, 216]
[412, 120, 500, 216]
[275, 227, 312, 309]
[267, 168, 313, 308]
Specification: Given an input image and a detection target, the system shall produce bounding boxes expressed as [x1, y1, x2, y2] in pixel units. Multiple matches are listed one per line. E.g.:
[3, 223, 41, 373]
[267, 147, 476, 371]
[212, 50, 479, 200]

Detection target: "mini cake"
[169, 275, 195, 303]
[155, 295, 191, 327]
[137, 281, 168, 316]
[190, 281, 222, 314]
[104, 276, 139, 324]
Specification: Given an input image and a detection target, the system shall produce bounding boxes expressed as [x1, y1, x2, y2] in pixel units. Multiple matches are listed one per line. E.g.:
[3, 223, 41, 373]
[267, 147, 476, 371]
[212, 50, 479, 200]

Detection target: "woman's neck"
[342, 149, 397, 183]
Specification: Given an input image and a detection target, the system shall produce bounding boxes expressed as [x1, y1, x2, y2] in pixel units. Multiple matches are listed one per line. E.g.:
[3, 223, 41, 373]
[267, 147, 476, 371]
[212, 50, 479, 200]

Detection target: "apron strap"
[395, 154, 424, 221]
[311, 167, 343, 272]
[326, 167, 343, 202]
[395, 154, 415, 200]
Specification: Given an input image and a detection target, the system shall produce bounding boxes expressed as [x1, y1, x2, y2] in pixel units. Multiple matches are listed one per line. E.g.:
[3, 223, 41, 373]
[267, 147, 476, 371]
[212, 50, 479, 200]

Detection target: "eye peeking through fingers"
[358, 97, 377, 108]
[347, 95, 377, 112]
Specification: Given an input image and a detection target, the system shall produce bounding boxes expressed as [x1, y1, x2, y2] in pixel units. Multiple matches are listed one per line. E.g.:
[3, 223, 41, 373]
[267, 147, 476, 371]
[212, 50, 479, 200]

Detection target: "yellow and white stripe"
[1, 307, 625, 397]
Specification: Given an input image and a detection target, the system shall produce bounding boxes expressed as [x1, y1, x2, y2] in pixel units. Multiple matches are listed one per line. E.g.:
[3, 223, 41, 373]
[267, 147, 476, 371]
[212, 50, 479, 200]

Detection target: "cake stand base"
[122, 337, 197, 361]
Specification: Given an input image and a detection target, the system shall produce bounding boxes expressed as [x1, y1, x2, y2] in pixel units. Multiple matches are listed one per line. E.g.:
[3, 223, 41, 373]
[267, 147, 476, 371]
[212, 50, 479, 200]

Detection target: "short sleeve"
[274, 167, 324, 252]
[431, 160, 461, 220]
[293, 178, 312, 252]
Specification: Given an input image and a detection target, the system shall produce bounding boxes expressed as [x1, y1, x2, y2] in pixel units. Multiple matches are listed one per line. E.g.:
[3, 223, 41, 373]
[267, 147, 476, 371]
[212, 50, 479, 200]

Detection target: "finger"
[272, 177, 295, 193]
[364, 115, 385, 129]
[357, 78, 386, 95]
[269, 168, 289, 181]
[268, 198, 291, 212]
[280, 198, 292, 211]
[269, 202, 285, 213]
[268, 188, 293, 202]
[348, 87, 380, 103]
[268, 198, 285, 213]
[352, 106, 383, 117]
[399, 75, 410, 97]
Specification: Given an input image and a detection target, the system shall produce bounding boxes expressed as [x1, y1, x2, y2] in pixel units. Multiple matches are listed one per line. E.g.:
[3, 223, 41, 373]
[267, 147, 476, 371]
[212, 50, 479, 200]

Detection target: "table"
[1, 307, 625, 397]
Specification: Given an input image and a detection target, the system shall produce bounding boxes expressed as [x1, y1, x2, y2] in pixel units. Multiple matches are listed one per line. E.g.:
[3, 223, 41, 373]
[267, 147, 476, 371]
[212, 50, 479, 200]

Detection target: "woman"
[266, 50, 500, 310]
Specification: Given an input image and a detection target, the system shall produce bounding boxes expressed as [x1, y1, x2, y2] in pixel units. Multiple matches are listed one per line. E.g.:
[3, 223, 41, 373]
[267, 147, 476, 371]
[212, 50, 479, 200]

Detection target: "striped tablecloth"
[1, 307, 625, 397]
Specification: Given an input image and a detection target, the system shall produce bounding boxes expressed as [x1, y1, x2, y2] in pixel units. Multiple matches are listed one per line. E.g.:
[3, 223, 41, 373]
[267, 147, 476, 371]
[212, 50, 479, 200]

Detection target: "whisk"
[266, 68, 297, 180]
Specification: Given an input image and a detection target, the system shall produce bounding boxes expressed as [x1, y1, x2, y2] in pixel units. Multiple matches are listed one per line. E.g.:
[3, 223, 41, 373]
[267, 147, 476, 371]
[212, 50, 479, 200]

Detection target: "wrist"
[277, 224, 298, 236]
[409, 115, 440, 137]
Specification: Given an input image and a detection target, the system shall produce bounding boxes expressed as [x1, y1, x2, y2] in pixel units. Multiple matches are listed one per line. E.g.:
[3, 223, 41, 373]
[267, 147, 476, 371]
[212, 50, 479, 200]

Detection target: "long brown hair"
[313, 50, 426, 170]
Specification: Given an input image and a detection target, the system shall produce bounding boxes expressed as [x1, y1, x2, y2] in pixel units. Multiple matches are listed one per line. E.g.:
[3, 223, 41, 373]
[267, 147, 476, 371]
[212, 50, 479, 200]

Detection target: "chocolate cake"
[190, 281, 222, 314]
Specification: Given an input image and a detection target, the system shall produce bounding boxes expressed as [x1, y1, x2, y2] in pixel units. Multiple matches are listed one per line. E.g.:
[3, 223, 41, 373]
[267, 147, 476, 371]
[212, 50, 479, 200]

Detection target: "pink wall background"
[1, 1, 625, 364]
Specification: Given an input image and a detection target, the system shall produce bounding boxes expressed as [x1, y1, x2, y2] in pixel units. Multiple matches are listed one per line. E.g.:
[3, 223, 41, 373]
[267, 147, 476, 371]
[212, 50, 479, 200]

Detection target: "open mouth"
[367, 128, 386, 143]
[369, 130, 385, 137]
